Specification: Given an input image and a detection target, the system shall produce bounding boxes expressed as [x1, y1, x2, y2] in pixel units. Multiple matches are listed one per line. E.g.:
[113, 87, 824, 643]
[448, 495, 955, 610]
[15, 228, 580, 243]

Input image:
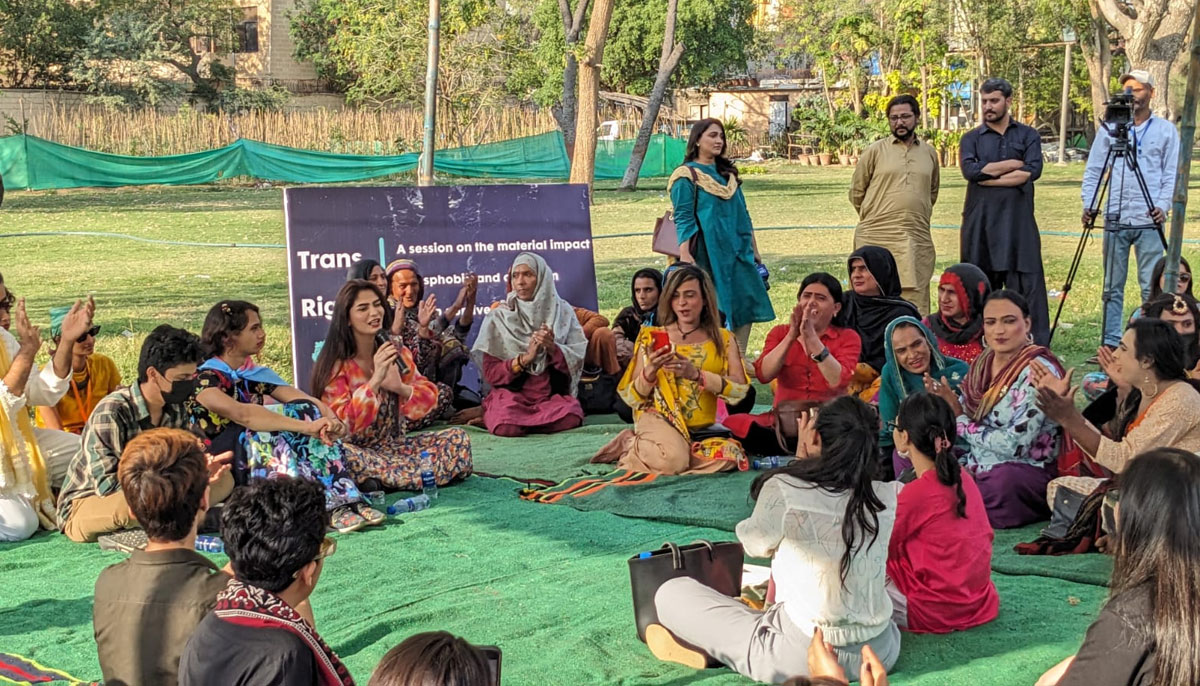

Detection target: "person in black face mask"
[57, 325, 234, 544]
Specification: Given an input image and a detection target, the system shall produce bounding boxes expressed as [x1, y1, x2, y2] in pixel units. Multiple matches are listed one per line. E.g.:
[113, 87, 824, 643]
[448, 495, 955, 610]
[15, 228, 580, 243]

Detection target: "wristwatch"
[810, 346, 831, 363]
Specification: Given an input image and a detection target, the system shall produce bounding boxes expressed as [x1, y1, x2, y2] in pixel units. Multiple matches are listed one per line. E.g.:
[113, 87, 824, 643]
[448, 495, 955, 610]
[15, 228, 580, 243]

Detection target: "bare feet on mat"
[449, 406, 484, 426]
[645, 623, 710, 670]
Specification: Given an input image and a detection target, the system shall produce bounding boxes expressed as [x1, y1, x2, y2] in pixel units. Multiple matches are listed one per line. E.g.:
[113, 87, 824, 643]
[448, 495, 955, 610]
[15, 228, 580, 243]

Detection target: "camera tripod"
[1048, 120, 1165, 346]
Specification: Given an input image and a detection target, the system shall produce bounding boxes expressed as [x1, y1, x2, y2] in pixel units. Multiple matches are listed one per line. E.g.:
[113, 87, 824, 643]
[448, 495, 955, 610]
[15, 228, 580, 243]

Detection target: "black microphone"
[375, 330, 411, 375]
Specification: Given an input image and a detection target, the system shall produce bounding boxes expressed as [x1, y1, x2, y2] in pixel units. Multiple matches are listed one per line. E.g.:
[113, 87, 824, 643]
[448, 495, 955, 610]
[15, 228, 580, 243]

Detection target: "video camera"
[1103, 88, 1135, 128]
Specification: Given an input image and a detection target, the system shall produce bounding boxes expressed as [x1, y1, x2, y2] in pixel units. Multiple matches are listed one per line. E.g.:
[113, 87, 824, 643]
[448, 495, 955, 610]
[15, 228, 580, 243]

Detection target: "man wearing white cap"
[1082, 69, 1180, 350]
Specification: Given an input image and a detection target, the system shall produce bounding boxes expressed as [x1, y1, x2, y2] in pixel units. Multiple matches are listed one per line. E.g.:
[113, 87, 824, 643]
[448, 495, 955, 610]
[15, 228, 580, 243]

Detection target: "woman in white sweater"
[647, 395, 902, 683]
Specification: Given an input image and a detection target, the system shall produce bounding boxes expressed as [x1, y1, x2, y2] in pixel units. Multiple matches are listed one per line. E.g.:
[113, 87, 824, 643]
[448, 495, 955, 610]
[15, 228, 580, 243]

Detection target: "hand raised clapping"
[923, 372, 963, 417]
[1031, 365, 1077, 423]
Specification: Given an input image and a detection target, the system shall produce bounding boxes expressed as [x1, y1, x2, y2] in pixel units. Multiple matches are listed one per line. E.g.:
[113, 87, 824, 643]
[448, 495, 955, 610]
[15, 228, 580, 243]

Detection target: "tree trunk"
[568, 0, 616, 198]
[554, 0, 592, 153]
[1017, 65, 1025, 122]
[618, 0, 684, 191]
[850, 68, 863, 115]
[554, 57, 580, 152]
[920, 39, 929, 131]
[1078, 0, 1113, 142]
[819, 66, 837, 119]
[1096, 0, 1198, 118]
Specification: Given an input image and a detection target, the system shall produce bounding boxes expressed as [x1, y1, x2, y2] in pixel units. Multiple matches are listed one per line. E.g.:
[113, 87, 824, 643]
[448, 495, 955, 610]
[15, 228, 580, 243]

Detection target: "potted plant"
[817, 124, 836, 165]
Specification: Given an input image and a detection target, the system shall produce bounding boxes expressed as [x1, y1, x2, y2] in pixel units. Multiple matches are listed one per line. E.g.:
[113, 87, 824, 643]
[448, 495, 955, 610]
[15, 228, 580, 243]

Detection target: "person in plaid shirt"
[57, 325, 233, 543]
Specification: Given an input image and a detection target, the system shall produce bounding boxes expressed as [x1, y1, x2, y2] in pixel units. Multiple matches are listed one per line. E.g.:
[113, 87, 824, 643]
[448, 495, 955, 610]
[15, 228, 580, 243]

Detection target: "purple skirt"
[971, 462, 1055, 529]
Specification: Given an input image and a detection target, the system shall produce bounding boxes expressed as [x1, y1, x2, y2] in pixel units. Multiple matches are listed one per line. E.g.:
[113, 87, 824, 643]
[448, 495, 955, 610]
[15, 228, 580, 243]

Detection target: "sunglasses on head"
[77, 326, 101, 343]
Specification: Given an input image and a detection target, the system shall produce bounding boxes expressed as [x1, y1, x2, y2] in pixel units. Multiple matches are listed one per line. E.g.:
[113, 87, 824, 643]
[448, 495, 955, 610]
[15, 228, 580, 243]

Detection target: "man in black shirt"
[179, 477, 353, 686]
[959, 77, 1050, 344]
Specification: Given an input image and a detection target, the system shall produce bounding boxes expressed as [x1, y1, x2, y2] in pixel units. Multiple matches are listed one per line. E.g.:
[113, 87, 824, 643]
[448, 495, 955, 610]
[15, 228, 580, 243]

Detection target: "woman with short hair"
[193, 300, 377, 533]
[725, 272, 860, 456]
[368, 632, 491, 686]
[38, 305, 121, 435]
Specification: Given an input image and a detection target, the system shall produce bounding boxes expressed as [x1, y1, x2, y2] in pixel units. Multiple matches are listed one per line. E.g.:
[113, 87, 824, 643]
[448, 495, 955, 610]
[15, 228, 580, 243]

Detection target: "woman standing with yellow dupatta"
[671, 119, 774, 354]
[591, 266, 751, 475]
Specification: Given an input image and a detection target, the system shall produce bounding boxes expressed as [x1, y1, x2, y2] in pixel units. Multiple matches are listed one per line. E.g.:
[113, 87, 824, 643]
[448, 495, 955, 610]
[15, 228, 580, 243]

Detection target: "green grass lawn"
[3, 161, 1198, 383]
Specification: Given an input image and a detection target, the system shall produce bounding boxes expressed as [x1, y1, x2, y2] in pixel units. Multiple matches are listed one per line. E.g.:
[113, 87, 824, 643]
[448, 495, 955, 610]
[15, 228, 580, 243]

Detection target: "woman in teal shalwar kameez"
[670, 118, 774, 354]
[878, 315, 968, 478]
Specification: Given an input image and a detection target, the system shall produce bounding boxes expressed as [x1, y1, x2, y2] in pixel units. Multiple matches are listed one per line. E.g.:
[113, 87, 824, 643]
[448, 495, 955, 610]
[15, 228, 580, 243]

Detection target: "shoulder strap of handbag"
[689, 166, 700, 230]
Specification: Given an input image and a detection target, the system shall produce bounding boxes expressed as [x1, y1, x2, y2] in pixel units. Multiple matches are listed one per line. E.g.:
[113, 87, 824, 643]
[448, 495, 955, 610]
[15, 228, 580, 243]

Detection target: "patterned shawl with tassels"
[0, 340, 56, 529]
[214, 579, 355, 686]
[960, 344, 1061, 422]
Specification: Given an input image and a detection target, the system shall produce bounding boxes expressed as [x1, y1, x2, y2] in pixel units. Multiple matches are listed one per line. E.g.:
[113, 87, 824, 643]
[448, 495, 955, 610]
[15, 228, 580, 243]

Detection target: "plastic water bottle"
[387, 494, 431, 515]
[419, 451, 438, 501]
[756, 261, 771, 291]
[195, 535, 224, 554]
[752, 456, 794, 470]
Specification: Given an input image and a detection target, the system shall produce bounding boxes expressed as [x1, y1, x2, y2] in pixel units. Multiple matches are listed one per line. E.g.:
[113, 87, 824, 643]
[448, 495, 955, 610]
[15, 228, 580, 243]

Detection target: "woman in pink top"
[887, 391, 999, 634]
[312, 280, 472, 491]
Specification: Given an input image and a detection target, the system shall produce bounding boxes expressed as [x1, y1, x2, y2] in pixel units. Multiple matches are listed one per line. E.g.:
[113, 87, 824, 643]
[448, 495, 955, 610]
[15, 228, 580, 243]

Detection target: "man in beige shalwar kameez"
[849, 94, 941, 315]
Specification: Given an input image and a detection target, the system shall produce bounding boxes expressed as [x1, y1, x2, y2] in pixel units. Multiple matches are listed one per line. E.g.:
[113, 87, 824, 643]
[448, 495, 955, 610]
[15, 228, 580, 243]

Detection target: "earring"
[1143, 375, 1160, 398]
[1026, 332, 1035, 344]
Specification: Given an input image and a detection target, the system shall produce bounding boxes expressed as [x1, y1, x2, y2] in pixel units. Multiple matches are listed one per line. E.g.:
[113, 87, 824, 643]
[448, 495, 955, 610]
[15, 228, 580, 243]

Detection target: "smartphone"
[650, 330, 672, 352]
[479, 645, 502, 685]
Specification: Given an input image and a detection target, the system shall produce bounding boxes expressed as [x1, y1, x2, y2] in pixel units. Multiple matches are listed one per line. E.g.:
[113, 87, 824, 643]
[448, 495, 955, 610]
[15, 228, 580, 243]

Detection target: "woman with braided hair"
[887, 392, 999, 634]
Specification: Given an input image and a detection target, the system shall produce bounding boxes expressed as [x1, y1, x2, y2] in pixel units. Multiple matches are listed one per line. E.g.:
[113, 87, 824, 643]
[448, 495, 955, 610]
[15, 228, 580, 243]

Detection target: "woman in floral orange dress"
[312, 280, 473, 491]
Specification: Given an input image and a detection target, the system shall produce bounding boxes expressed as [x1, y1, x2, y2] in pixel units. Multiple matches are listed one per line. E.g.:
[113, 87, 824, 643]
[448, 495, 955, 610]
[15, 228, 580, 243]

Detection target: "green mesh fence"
[0, 131, 687, 190]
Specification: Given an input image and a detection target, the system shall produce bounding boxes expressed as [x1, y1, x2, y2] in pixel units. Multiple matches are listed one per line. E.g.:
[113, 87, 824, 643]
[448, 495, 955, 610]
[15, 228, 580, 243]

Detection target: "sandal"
[354, 502, 386, 527]
[330, 506, 367, 534]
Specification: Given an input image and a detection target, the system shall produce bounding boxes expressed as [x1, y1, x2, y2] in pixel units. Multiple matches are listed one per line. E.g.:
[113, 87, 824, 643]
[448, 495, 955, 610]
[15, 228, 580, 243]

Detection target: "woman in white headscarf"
[472, 253, 588, 437]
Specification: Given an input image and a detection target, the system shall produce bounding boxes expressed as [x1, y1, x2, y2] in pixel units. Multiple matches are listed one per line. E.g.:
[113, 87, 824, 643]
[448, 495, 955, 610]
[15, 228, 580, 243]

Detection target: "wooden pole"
[1057, 41, 1073, 166]
[1164, 0, 1200, 293]
[418, 0, 442, 186]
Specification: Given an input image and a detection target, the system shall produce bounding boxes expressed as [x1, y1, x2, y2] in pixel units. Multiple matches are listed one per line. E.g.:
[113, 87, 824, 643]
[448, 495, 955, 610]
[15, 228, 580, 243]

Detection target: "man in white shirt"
[1082, 70, 1180, 349]
[0, 295, 92, 540]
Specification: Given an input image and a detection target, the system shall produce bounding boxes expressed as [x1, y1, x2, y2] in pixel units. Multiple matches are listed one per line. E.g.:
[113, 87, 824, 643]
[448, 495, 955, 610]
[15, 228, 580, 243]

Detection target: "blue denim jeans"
[1102, 224, 1163, 346]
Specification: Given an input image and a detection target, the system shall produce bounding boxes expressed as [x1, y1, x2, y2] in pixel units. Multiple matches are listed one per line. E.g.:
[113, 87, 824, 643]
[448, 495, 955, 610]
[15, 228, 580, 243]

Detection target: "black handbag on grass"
[627, 540, 744, 642]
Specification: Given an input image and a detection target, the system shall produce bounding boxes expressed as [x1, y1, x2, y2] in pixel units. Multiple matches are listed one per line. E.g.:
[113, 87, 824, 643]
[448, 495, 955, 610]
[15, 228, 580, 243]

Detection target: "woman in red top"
[725, 273, 860, 455]
[887, 391, 999, 634]
[924, 263, 991, 364]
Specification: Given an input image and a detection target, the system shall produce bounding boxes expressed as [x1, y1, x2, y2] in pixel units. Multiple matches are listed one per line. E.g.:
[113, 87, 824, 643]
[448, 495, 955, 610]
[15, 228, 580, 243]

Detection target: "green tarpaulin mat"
[1, 476, 1108, 686]
[0, 423, 1113, 684]
[0, 132, 688, 191]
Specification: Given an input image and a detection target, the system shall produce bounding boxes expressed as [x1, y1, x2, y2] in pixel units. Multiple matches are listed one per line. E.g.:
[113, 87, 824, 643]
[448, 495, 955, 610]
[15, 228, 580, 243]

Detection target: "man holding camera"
[1082, 70, 1180, 350]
